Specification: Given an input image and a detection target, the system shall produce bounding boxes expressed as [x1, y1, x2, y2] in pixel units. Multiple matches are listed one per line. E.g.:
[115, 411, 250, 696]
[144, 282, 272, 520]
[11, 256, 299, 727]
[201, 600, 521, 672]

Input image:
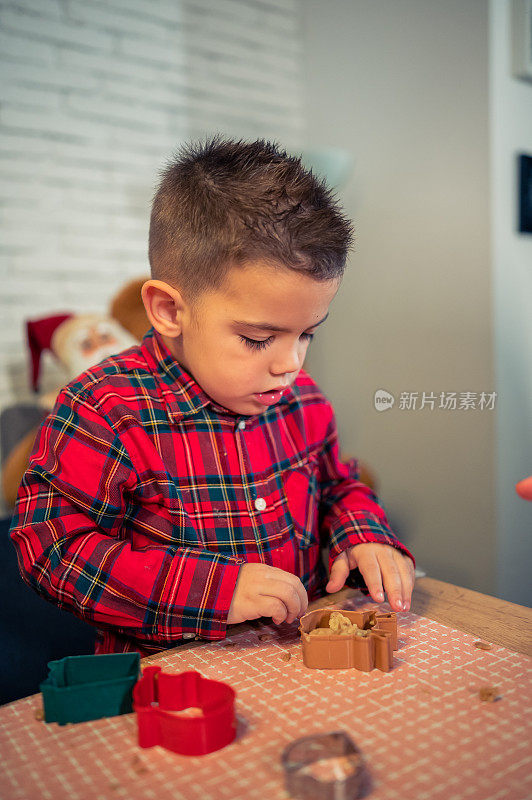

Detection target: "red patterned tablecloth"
[1, 596, 531, 800]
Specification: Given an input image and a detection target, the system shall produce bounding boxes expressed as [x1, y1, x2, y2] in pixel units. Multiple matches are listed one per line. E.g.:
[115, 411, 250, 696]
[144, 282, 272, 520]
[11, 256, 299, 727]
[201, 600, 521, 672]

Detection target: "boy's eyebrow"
[233, 311, 329, 334]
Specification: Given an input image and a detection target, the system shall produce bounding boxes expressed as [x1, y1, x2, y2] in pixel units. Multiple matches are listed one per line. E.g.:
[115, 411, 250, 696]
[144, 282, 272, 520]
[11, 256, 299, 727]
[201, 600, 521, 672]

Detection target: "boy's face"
[164, 262, 341, 416]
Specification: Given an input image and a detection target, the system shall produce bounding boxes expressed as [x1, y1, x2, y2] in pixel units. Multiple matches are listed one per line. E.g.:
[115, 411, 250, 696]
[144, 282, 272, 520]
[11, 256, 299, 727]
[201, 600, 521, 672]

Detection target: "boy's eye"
[239, 335, 273, 351]
[239, 332, 314, 351]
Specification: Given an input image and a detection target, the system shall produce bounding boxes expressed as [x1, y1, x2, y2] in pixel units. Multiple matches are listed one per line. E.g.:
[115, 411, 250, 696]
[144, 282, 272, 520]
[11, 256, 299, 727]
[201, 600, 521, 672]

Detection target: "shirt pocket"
[281, 455, 321, 549]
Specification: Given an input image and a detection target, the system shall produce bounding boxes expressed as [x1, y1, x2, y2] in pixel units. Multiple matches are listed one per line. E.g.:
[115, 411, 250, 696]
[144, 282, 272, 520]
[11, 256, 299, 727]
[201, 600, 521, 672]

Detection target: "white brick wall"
[0, 0, 304, 502]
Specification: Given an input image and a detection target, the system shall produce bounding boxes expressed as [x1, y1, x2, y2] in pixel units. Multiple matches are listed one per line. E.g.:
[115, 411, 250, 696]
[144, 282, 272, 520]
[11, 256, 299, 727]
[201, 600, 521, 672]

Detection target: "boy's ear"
[141, 280, 187, 338]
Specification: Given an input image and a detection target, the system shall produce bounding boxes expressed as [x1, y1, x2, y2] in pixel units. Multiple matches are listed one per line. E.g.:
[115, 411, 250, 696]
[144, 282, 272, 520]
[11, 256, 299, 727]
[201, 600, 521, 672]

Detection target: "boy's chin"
[218, 396, 268, 416]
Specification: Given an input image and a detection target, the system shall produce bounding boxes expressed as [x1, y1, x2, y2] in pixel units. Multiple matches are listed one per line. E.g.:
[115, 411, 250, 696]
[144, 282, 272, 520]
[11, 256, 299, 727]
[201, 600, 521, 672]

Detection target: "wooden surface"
[410, 576, 532, 656]
[143, 576, 532, 664]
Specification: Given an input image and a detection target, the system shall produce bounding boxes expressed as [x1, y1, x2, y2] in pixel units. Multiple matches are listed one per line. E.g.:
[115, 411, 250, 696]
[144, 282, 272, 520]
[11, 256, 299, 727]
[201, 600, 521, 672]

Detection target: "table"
[1, 578, 531, 800]
[141, 577, 532, 665]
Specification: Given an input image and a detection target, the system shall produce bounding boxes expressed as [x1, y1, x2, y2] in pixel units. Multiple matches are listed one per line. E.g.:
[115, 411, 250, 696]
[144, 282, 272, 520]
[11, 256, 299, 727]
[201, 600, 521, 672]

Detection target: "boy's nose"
[270, 346, 301, 377]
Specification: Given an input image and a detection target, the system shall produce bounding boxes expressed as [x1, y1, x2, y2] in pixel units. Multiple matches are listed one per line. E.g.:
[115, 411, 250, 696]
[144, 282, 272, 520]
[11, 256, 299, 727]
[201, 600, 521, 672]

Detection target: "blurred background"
[0, 0, 530, 609]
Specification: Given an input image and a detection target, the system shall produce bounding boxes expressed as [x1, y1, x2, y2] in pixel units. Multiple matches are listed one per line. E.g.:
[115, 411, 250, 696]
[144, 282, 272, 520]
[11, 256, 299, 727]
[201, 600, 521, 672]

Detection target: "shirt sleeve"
[317, 402, 415, 575]
[9, 387, 243, 645]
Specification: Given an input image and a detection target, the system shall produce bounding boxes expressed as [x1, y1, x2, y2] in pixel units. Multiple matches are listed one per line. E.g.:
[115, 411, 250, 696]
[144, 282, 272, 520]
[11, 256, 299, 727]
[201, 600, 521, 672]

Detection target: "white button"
[254, 497, 267, 511]
[237, 420, 246, 430]
[182, 633, 195, 640]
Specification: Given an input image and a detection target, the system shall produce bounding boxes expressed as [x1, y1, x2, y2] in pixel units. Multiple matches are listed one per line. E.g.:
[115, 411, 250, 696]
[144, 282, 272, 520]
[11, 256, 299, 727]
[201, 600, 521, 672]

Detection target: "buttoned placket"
[234, 418, 268, 515]
[233, 416, 288, 572]
[233, 414, 288, 572]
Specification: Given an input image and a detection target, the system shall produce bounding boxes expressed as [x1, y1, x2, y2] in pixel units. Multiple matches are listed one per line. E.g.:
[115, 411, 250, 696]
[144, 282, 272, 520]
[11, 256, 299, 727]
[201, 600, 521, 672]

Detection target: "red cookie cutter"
[133, 667, 236, 755]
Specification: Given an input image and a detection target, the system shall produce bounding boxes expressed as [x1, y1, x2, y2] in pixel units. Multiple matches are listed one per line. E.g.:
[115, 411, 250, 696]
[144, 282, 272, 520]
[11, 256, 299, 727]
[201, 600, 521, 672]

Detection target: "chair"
[0, 515, 95, 705]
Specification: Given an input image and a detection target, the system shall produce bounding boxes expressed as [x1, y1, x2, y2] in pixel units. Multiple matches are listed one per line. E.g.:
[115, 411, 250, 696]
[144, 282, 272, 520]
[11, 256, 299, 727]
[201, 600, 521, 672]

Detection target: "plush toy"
[28, 313, 138, 411]
[2, 278, 150, 507]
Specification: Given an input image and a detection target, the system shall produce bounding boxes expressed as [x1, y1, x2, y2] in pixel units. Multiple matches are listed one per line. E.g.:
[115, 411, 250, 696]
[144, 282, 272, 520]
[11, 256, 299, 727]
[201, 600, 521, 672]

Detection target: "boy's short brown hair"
[148, 134, 355, 304]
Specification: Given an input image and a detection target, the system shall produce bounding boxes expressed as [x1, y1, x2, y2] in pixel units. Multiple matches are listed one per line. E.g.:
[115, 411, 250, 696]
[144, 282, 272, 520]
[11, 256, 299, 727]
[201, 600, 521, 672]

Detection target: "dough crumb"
[479, 686, 499, 702]
[259, 633, 274, 641]
[131, 754, 149, 775]
[175, 706, 204, 717]
[474, 641, 492, 651]
[299, 754, 361, 781]
[33, 708, 44, 721]
[280, 651, 292, 662]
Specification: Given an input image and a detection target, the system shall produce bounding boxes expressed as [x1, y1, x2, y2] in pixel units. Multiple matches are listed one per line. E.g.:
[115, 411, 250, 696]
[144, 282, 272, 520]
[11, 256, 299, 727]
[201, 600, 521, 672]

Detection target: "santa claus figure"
[2, 278, 149, 507]
[28, 313, 138, 410]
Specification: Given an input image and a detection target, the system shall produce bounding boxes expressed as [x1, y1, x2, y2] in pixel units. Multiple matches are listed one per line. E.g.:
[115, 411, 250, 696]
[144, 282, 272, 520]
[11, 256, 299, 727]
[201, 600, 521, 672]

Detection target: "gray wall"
[300, 0, 496, 595]
[490, 0, 532, 606]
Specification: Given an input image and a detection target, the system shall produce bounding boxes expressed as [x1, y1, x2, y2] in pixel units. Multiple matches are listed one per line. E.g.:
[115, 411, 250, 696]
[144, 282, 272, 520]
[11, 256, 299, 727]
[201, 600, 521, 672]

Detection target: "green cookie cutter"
[40, 652, 140, 725]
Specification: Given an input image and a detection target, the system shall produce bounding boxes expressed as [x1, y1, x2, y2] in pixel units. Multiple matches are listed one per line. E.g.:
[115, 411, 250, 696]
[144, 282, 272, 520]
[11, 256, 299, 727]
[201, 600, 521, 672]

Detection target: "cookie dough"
[309, 611, 370, 637]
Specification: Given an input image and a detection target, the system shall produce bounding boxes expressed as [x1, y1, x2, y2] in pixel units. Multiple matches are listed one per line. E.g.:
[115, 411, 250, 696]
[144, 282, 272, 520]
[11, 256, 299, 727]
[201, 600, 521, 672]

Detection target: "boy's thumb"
[325, 555, 349, 593]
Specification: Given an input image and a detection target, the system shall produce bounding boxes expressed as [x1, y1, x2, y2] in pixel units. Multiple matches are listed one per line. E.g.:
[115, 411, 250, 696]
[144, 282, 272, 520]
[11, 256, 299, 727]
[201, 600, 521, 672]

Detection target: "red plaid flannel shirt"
[10, 328, 414, 656]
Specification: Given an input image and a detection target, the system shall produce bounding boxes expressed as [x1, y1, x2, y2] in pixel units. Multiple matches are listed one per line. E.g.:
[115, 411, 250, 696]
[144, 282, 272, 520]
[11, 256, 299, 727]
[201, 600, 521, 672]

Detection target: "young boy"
[10, 136, 415, 656]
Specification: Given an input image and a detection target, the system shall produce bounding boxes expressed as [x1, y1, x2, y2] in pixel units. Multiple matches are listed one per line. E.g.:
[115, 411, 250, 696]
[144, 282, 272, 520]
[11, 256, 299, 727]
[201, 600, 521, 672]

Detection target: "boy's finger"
[355, 551, 385, 603]
[268, 568, 309, 616]
[346, 547, 360, 571]
[260, 596, 289, 625]
[261, 579, 302, 623]
[325, 553, 349, 593]
[283, 574, 309, 616]
[377, 552, 404, 611]
[278, 574, 308, 618]
[394, 553, 415, 610]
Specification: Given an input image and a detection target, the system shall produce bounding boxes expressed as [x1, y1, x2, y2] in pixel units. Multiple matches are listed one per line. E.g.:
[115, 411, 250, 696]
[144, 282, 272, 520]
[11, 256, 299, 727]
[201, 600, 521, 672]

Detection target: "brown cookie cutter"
[281, 730, 365, 800]
[299, 609, 397, 671]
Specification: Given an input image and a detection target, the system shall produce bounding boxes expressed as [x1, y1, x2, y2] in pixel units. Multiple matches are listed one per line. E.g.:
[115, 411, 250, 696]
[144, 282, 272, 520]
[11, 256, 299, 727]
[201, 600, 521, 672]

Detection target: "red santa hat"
[26, 314, 73, 392]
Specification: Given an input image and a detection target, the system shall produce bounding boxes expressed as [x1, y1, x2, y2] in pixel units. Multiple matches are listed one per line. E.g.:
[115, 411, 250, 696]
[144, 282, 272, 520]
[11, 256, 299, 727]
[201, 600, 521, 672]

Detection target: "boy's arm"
[9, 388, 243, 645]
[318, 403, 415, 574]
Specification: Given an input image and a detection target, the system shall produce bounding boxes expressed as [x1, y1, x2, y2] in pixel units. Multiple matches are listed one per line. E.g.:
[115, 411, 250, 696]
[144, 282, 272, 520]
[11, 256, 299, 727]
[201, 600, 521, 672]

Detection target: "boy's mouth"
[253, 386, 289, 406]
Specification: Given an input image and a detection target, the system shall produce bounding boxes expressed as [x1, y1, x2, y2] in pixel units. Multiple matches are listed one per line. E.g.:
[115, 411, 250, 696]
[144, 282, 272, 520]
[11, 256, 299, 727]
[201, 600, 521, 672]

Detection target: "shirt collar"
[140, 327, 292, 422]
[140, 327, 226, 420]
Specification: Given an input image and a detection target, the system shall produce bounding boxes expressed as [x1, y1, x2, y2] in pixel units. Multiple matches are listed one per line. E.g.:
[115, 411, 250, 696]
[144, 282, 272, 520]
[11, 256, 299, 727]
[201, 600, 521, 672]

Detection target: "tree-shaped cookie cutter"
[299, 609, 398, 671]
[39, 652, 140, 725]
[133, 666, 236, 755]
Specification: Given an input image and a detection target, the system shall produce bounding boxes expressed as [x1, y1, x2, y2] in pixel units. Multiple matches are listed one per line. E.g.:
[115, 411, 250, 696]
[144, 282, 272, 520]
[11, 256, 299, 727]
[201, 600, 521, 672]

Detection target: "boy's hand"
[227, 563, 308, 626]
[326, 543, 415, 612]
